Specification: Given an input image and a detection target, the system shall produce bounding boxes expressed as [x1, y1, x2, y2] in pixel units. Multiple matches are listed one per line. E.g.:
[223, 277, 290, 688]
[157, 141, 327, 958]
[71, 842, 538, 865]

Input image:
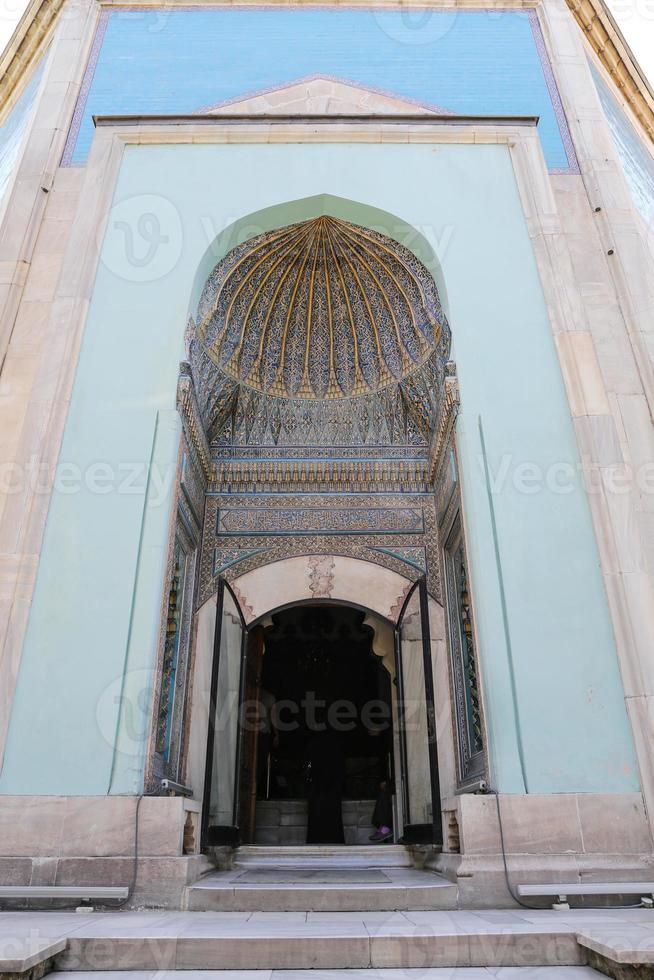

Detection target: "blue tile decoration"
[373, 545, 427, 571]
[202, 493, 441, 604]
[216, 504, 425, 535]
[63, 6, 577, 172]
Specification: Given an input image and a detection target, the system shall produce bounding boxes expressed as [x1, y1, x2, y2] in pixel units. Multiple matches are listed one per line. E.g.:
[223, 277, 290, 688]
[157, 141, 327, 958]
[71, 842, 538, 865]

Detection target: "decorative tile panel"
[213, 546, 269, 575]
[216, 505, 424, 535]
[64, 7, 577, 172]
[373, 546, 427, 572]
[199, 492, 441, 606]
[197, 216, 443, 400]
[180, 450, 205, 527]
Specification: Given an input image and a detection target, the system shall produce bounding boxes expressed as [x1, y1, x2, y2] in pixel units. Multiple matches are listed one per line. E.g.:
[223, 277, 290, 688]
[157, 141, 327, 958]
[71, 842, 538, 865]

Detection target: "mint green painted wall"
[0, 141, 638, 795]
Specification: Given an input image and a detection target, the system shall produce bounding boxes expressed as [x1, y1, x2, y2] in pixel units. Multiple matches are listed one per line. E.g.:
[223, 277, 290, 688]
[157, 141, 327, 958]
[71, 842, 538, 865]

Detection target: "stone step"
[54, 969, 604, 979]
[186, 865, 458, 912]
[234, 844, 414, 869]
[52, 912, 590, 970]
[0, 937, 66, 980]
[9, 909, 652, 973]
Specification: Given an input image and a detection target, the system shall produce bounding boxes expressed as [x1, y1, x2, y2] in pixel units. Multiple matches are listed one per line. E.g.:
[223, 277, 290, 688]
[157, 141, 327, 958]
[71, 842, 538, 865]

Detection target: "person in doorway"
[369, 779, 393, 843]
[304, 730, 345, 844]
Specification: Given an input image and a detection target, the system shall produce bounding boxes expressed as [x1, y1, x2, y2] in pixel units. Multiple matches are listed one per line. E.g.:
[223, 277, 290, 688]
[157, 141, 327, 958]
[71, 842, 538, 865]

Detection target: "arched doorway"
[200, 572, 442, 850]
[228, 601, 396, 847]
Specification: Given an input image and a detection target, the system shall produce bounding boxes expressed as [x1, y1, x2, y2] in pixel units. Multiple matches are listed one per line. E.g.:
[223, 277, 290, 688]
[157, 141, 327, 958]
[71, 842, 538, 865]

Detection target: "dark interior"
[258, 604, 393, 801]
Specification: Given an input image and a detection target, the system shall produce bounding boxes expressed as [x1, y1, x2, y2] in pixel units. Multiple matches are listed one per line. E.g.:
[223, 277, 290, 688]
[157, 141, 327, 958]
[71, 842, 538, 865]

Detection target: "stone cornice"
[567, 0, 654, 143]
[210, 459, 432, 494]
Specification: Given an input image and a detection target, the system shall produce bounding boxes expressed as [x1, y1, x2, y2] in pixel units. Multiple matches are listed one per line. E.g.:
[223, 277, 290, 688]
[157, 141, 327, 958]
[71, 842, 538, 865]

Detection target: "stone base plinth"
[0, 794, 208, 908]
[432, 791, 654, 907]
[1, 791, 653, 909]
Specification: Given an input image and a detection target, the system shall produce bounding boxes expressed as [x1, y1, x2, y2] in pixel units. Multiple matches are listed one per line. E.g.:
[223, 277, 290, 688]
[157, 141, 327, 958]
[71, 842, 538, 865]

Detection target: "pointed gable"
[198, 75, 451, 117]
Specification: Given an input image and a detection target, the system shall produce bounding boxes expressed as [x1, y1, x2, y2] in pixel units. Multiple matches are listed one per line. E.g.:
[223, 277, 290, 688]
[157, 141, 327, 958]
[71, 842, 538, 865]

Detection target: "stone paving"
[0, 909, 652, 973]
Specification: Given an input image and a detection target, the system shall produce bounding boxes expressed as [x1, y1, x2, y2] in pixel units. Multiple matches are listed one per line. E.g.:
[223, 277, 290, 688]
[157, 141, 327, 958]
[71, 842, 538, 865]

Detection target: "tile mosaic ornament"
[184, 216, 452, 617]
[211, 445, 428, 461]
[216, 506, 424, 536]
[199, 494, 441, 607]
[210, 459, 432, 495]
[213, 547, 270, 575]
[373, 547, 427, 572]
[180, 451, 205, 527]
[213, 538, 429, 600]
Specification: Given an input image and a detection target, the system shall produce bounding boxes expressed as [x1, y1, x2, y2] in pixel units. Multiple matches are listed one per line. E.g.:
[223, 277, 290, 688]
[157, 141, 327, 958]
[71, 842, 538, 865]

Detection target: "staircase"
[186, 843, 458, 911]
[7, 858, 645, 977]
[9, 850, 641, 977]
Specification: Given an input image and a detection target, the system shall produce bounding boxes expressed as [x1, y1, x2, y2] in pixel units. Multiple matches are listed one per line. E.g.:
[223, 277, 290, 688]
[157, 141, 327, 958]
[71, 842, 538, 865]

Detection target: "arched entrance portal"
[200, 566, 443, 850]
[156, 196, 485, 860]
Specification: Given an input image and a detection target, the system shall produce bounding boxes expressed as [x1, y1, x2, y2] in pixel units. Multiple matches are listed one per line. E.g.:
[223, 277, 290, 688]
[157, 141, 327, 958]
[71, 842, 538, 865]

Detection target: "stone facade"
[0, 0, 652, 909]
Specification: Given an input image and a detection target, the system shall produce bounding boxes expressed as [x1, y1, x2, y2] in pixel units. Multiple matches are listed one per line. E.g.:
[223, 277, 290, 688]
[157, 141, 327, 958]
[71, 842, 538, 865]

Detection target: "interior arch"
[227, 553, 415, 625]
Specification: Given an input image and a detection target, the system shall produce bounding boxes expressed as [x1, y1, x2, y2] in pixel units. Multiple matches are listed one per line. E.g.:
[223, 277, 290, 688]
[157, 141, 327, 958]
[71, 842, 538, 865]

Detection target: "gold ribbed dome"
[196, 216, 446, 400]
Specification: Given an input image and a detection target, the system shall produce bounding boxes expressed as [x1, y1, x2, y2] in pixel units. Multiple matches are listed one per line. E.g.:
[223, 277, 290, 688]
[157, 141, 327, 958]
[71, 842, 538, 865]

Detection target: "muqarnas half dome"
[195, 215, 449, 401]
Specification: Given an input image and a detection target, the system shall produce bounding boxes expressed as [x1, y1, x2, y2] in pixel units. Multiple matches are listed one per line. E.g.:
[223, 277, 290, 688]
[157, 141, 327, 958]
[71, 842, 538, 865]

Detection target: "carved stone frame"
[148, 489, 200, 788]
[442, 505, 488, 789]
